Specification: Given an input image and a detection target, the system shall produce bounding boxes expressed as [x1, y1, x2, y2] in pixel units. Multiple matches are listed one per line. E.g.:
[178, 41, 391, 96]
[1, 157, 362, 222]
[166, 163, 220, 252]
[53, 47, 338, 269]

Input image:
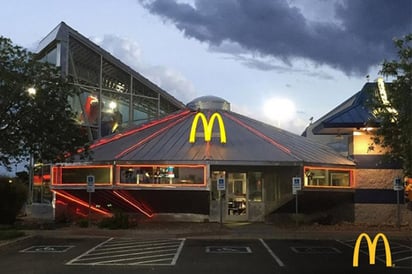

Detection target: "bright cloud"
[91, 34, 197, 103]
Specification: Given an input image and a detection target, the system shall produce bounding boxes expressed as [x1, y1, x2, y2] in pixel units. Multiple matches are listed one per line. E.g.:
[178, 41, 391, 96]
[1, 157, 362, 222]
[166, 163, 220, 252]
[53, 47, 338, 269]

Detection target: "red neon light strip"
[223, 112, 298, 157]
[116, 190, 153, 215]
[115, 113, 191, 159]
[88, 109, 191, 150]
[52, 165, 112, 185]
[116, 164, 205, 168]
[53, 190, 112, 216]
[75, 209, 88, 218]
[112, 190, 153, 218]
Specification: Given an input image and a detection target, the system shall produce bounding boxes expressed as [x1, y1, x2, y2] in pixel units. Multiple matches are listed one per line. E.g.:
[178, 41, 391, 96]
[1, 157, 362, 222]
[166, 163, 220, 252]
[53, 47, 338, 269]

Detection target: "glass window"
[306, 169, 327, 186]
[118, 165, 205, 185]
[74, 91, 99, 126]
[60, 166, 111, 184]
[101, 92, 129, 136]
[304, 167, 351, 187]
[329, 171, 350, 186]
[133, 103, 149, 124]
[40, 46, 57, 65]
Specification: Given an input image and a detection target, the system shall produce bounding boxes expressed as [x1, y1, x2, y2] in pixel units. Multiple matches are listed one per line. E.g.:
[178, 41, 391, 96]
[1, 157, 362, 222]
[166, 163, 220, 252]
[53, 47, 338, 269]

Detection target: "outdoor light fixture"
[27, 87, 36, 96]
[115, 83, 125, 92]
[109, 101, 117, 110]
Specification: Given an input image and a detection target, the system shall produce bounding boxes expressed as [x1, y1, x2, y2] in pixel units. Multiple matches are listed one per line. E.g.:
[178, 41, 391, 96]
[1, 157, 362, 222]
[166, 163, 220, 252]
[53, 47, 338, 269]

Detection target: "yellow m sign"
[353, 232, 392, 267]
[189, 112, 226, 143]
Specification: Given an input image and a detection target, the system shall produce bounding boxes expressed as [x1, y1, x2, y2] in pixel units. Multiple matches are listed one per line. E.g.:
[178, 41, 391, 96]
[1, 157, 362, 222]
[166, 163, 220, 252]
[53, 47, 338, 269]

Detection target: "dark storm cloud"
[227, 55, 334, 79]
[140, 0, 411, 75]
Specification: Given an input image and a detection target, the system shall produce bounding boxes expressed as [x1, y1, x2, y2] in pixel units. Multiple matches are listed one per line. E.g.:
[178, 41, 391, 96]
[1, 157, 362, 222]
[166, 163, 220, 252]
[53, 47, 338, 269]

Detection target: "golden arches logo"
[353, 232, 392, 267]
[189, 112, 226, 143]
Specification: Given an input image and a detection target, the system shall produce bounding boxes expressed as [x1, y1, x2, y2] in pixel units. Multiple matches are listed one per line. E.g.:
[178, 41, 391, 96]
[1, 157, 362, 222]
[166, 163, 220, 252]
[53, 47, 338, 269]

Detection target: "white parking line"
[66, 238, 185, 266]
[88, 252, 177, 265]
[76, 247, 179, 262]
[88, 243, 180, 256]
[259, 239, 285, 267]
[66, 237, 113, 265]
[171, 239, 185, 265]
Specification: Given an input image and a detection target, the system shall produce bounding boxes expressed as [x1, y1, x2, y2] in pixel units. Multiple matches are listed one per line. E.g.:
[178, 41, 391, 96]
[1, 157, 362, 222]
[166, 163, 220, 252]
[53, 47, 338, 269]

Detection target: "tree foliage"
[373, 33, 412, 176]
[0, 36, 89, 168]
[0, 176, 27, 224]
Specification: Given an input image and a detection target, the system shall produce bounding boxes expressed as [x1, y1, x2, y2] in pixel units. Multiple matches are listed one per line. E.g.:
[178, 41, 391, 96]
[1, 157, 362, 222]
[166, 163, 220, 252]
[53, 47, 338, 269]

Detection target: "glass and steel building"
[32, 22, 184, 203]
[36, 22, 185, 141]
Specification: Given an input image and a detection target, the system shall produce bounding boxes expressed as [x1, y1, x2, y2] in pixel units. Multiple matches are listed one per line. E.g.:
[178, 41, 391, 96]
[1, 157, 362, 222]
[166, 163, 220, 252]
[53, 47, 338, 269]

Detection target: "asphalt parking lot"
[0, 235, 411, 274]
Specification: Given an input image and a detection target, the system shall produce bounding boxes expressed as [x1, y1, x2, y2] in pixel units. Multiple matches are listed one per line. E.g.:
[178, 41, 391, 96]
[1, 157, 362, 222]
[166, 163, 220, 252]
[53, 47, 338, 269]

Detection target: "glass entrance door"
[226, 173, 247, 221]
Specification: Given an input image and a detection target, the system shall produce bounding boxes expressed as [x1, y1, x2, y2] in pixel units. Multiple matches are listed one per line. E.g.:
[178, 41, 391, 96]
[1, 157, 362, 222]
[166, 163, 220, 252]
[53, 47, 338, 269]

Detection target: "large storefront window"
[53, 165, 112, 185]
[117, 165, 206, 186]
[304, 167, 352, 187]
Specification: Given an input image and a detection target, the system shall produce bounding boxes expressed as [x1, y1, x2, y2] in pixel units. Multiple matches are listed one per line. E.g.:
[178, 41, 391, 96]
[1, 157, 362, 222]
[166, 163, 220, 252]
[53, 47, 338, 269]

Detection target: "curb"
[0, 234, 34, 248]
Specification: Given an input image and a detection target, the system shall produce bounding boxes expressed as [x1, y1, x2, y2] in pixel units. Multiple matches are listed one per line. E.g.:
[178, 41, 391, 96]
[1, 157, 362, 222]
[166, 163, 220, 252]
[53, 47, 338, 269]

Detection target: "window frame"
[304, 166, 353, 188]
[115, 164, 207, 187]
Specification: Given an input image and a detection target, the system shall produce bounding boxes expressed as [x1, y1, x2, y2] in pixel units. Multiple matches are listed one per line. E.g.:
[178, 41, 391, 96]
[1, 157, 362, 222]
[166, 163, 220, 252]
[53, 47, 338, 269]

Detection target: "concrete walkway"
[16, 204, 411, 241]
[19, 221, 412, 241]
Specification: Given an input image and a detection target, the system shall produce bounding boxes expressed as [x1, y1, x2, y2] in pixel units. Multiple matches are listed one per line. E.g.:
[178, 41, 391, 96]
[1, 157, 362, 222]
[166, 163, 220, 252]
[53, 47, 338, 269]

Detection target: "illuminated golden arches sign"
[189, 112, 227, 143]
[353, 232, 392, 267]
[376, 77, 398, 117]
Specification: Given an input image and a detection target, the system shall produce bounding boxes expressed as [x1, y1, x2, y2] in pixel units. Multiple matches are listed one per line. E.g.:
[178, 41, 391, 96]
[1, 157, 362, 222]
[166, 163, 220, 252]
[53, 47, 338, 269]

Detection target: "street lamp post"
[28, 154, 34, 204]
[26, 87, 36, 205]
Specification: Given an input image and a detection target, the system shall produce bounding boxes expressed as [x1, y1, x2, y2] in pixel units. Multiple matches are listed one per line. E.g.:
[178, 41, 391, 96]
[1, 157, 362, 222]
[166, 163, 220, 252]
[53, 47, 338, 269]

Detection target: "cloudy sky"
[1, 0, 411, 137]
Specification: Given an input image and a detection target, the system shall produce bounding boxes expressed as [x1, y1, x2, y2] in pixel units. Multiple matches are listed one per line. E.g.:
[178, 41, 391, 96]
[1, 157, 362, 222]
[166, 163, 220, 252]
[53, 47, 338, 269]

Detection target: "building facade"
[34, 23, 408, 225]
[36, 22, 185, 141]
[33, 22, 185, 203]
[51, 96, 356, 223]
[303, 78, 410, 226]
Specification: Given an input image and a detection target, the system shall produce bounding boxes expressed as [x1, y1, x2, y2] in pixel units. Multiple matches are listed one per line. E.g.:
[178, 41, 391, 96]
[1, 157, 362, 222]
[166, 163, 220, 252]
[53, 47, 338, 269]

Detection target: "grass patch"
[0, 230, 25, 241]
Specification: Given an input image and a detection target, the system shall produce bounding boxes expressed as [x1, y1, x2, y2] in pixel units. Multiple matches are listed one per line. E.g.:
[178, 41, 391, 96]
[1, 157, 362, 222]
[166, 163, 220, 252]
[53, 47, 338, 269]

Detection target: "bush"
[0, 177, 28, 224]
[77, 218, 89, 228]
[98, 210, 130, 229]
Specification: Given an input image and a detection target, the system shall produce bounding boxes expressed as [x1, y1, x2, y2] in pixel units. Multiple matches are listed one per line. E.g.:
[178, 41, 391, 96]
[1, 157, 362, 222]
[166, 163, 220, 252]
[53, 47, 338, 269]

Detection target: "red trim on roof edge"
[114, 112, 192, 159]
[223, 112, 298, 158]
[92, 109, 191, 149]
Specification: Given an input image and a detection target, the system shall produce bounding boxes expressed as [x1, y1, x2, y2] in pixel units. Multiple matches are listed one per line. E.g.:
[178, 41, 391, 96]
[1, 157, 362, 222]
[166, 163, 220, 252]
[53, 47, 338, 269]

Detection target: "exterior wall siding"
[355, 169, 403, 189]
[354, 204, 412, 226]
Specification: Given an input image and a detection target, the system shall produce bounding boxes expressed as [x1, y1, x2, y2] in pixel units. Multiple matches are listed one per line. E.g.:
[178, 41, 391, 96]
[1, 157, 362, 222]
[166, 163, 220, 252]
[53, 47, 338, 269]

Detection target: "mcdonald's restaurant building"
[33, 23, 410, 225]
[51, 96, 358, 223]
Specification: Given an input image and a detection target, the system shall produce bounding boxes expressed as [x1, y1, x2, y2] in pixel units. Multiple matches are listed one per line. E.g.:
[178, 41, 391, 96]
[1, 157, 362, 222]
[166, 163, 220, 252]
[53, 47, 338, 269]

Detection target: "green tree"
[0, 36, 89, 168]
[0, 176, 27, 224]
[373, 33, 412, 176]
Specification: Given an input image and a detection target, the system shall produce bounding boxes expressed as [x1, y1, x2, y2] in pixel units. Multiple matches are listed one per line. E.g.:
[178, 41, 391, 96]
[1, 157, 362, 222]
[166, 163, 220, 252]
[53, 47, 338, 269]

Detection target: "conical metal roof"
[86, 107, 354, 167]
